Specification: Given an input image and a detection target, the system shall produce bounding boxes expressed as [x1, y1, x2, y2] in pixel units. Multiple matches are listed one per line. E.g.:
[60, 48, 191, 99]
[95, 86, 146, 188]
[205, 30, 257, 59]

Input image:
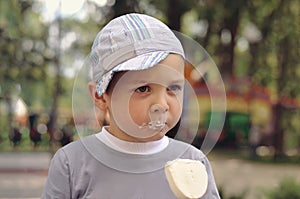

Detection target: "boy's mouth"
[139, 121, 167, 130]
[137, 104, 168, 131]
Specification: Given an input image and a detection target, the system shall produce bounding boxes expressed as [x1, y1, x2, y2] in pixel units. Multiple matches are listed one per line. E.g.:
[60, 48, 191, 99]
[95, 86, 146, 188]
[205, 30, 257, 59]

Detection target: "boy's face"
[104, 54, 185, 142]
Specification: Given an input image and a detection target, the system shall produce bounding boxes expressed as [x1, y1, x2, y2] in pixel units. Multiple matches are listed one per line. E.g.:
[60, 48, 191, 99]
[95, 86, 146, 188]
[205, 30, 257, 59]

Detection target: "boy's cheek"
[129, 103, 147, 124]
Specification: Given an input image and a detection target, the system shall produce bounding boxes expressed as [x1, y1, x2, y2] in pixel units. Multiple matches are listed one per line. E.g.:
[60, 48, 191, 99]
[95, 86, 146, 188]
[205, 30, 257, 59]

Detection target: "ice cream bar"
[164, 159, 208, 199]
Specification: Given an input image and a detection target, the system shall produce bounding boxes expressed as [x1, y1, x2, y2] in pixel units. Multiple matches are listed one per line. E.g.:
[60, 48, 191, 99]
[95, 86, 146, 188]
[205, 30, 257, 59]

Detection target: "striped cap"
[90, 13, 185, 96]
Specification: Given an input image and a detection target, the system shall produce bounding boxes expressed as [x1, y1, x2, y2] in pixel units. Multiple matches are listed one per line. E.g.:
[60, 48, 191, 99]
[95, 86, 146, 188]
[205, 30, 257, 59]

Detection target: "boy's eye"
[135, 86, 151, 93]
[167, 85, 182, 92]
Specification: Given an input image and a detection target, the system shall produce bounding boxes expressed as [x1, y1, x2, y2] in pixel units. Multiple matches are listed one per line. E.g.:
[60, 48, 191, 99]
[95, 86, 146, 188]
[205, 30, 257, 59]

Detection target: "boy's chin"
[125, 127, 169, 142]
[132, 132, 166, 142]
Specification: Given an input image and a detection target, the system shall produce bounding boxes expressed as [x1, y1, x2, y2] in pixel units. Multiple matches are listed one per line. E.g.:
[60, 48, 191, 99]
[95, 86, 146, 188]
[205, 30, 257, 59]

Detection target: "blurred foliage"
[0, 0, 54, 114]
[0, 0, 51, 82]
[220, 177, 300, 199]
[219, 186, 247, 199]
[263, 177, 300, 199]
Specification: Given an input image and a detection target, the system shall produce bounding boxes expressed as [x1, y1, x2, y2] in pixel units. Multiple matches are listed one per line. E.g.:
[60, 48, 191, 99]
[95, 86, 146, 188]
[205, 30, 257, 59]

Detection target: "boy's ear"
[88, 82, 107, 111]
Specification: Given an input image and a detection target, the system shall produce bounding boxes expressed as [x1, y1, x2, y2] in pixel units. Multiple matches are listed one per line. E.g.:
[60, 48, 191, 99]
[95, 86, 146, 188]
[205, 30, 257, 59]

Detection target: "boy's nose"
[149, 104, 167, 125]
[150, 87, 170, 112]
[150, 104, 168, 113]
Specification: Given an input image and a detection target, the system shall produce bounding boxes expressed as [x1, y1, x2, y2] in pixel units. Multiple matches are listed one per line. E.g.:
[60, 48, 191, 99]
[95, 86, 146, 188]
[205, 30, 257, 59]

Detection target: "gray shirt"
[42, 135, 220, 199]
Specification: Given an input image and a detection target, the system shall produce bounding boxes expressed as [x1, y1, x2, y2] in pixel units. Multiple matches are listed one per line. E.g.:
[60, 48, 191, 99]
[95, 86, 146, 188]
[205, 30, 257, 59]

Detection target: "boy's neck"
[97, 126, 169, 155]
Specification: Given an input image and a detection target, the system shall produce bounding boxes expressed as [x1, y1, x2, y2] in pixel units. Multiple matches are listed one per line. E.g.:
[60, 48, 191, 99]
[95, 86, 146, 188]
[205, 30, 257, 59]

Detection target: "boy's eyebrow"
[132, 80, 148, 85]
[132, 79, 185, 85]
[170, 79, 185, 84]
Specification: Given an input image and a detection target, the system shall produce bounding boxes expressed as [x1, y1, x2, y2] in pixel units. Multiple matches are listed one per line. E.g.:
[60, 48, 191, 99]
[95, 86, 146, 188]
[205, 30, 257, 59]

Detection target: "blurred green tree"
[245, 0, 300, 156]
[0, 0, 53, 138]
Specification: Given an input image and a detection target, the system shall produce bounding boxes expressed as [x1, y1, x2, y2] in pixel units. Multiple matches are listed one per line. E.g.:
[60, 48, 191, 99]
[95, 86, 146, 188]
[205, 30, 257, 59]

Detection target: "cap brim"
[113, 51, 170, 72]
[96, 51, 170, 96]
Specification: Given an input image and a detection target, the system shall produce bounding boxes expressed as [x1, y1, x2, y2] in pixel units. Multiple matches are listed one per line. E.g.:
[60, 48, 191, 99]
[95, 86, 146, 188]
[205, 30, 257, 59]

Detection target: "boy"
[42, 13, 220, 199]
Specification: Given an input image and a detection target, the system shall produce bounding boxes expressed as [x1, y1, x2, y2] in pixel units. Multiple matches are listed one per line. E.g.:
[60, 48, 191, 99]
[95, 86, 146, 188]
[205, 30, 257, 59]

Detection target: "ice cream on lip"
[139, 104, 168, 130]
